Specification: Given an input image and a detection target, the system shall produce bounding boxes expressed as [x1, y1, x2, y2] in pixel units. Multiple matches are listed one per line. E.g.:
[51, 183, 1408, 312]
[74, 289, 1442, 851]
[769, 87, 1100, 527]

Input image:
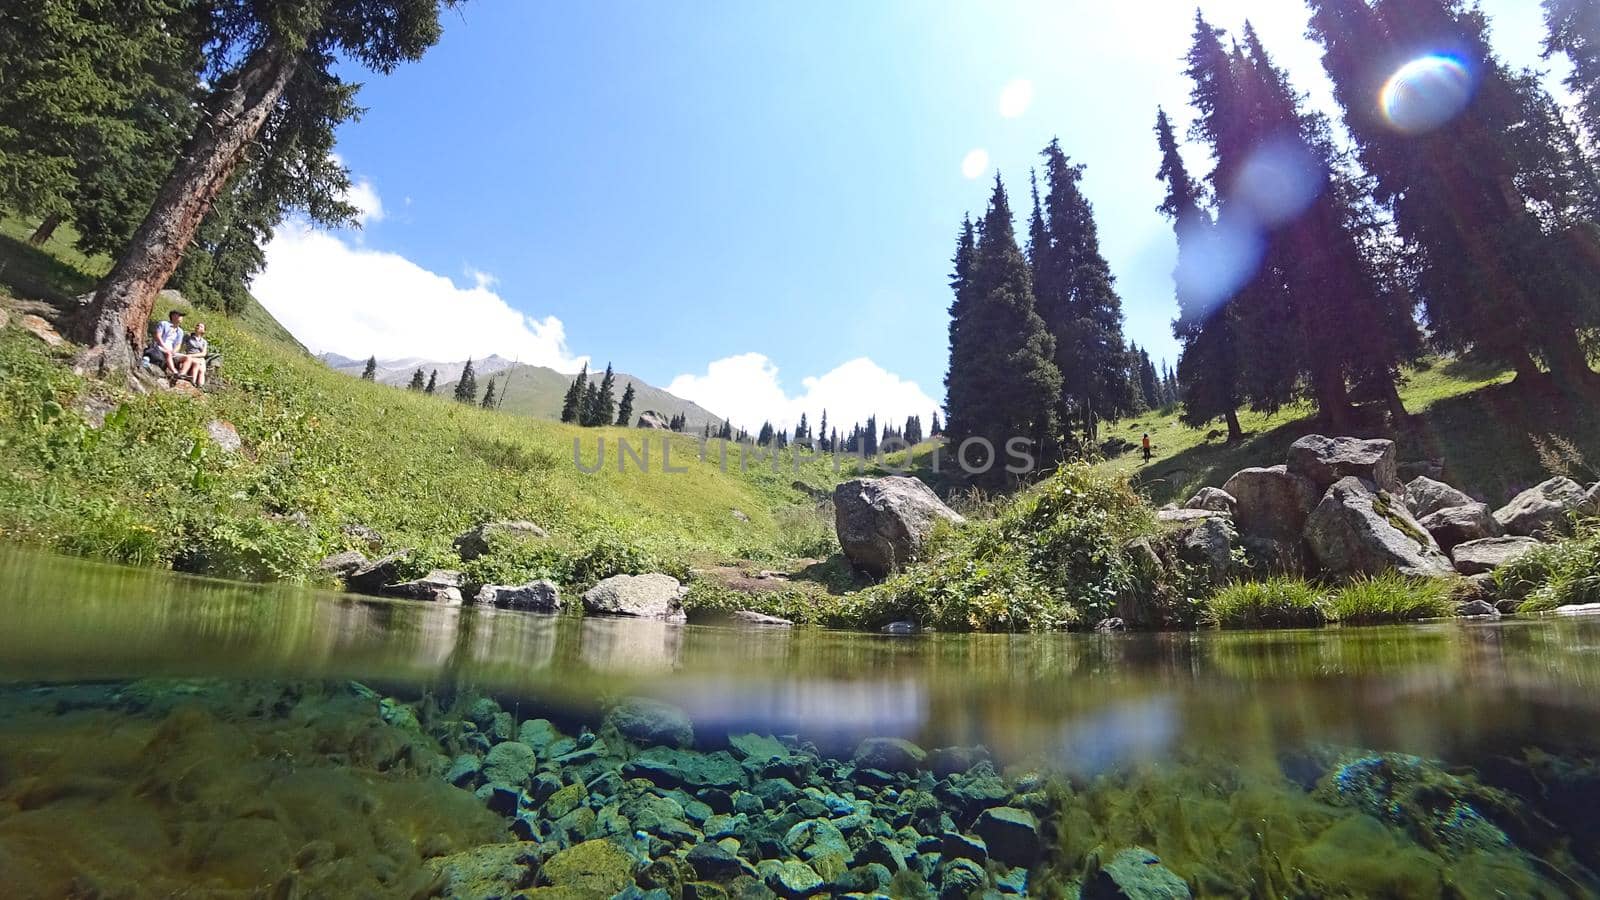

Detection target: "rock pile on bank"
[1161, 435, 1599, 611]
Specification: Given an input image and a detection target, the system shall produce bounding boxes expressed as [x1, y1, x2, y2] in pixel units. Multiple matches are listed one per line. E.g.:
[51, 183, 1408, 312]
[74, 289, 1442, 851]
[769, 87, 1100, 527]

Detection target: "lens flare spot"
[1234, 136, 1323, 226]
[961, 148, 990, 180]
[1381, 55, 1473, 134]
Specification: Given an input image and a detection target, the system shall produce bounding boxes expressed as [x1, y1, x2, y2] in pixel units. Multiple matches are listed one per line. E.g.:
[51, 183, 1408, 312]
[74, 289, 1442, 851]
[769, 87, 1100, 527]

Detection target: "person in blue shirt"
[144, 309, 184, 375]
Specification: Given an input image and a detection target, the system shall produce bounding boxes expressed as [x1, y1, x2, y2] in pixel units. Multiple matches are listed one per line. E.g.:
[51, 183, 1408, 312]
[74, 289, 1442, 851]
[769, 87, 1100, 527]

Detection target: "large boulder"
[1083, 847, 1191, 900]
[971, 807, 1042, 867]
[853, 737, 927, 774]
[1288, 434, 1400, 493]
[1184, 487, 1236, 514]
[453, 520, 546, 561]
[604, 697, 695, 748]
[1494, 477, 1591, 538]
[474, 579, 561, 612]
[1451, 536, 1542, 576]
[317, 550, 368, 578]
[833, 476, 965, 577]
[583, 573, 687, 621]
[1417, 503, 1501, 553]
[1222, 465, 1319, 542]
[1405, 476, 1476, 519]
[1172, 515, 1239, 585]
[343, 551, 412, 594]
[636, 410, 671, 430]
[1304, 477, 1455, 579]
[383, 569, 465, 604]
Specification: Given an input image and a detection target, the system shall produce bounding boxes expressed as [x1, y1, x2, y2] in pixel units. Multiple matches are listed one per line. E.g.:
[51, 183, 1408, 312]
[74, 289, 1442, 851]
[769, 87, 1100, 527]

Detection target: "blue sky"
[253, 0, 1561, 431]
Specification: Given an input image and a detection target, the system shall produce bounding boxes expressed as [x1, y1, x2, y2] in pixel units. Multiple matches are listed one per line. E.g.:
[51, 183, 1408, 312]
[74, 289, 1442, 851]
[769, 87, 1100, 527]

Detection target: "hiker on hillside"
[1141, 433, 1152, 462]
[144, 309, 184, 375]
[178, 323, 210, 388]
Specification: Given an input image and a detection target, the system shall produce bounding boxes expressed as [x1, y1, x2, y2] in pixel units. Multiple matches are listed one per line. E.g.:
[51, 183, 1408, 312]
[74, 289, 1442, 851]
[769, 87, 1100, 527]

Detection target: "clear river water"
[1, 545, 1598, 898]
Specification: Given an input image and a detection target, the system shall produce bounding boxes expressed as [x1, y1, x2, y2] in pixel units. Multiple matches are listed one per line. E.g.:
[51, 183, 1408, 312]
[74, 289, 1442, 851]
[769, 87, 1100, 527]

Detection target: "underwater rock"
[1317, 752, 1519, 858]
[784, 819, 851, 862]
[687, 842, 745, 881]
[995, 866, 1029, 894]
[538, 839, 638, 896]
[482, 741, 538, 786]
[928, 745, 992, 778]
[939, 830, 987, 862]
[475, 782, 523, 816]
[765, 859, 825, 897]
[623, 747, 745, 791]
[936, 857, 986, 900]
[445, 753, 482, 788]
[605, 697, 695, 748]
[427, 841, 541, 899]
[971, 807, 1041, 867]
[936, 772, 1010, 820]
[728, 732, 789, 763]
[545, 783, 587, 820]
[853, 737, 927, 774]
[518, 718, 561, 752]
[1083, 847, 1191, 900]
[583, 573, 689, 622]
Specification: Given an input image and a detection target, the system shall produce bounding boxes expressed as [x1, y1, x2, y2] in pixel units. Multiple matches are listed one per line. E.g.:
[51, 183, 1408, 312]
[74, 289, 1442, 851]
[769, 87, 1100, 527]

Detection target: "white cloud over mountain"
[252, 219, 585, 371]
[667, 353, 938, 434]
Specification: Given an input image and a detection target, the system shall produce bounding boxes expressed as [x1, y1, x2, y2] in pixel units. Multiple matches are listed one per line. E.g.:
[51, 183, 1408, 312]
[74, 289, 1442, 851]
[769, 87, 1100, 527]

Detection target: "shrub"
[1206, 578, 1328, 629]
[1327, 572, 1454, 625]
[835, 465, 1154, 632]
[1495, 520, 1600, 612]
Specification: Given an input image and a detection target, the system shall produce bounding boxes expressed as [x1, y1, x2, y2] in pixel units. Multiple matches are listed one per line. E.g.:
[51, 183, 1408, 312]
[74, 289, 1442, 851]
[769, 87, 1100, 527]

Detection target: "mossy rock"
[536, 839, 636, 897]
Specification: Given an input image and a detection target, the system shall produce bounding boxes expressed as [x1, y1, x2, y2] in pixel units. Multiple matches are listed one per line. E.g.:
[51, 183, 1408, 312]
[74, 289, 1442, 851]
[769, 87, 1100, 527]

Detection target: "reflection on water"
[2, 547, 1600, 896]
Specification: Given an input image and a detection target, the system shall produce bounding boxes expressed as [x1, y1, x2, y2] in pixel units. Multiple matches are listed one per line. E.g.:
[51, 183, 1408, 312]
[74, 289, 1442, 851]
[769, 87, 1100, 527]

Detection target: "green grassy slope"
[452, 364, 725, 432]
[0, 229, 853, 588]
[1097, 356, 1599, 507]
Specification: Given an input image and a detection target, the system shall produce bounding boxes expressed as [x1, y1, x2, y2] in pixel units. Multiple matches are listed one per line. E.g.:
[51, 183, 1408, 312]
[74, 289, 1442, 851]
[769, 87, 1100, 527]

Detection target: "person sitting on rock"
[178, 322, 210, 388]
[144, 309, 184, 375]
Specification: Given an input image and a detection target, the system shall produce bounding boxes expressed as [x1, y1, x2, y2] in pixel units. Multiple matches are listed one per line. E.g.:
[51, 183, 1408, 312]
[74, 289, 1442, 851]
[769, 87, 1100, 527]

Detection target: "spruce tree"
[817, 410, 829, 450]
[361, 356, 377, 381]
[1308, 0, 1599, 387]
[1032, 140, 1133, 444]
[616, 383, 636, 426]
[408, 369, 425, 391]
[454, 359, 478, 404]
[588, 364, 617, 427]
[944, 175, 1064, 478]
[1155, 101, 1243, 442]
[758, 421, 775, 446]
[425, 369, 438, 395]
[904, 415, 923, 445]
[480, 380, 497, 409]
[1545, 0, 1600, 140]
[560, 364, 588, 424]
[930, 412, 942, 436]
[796, 413, 809, 443]
[582, 381, 601, 426]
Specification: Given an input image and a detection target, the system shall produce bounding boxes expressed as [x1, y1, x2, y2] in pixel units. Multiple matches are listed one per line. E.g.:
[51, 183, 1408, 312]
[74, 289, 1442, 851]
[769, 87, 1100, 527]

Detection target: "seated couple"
[145, 309, 212, 388]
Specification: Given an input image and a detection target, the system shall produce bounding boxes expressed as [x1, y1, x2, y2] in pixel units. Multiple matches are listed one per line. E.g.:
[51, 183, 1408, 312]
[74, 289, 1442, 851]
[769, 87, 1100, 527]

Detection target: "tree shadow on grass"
[0, 232, 95, 311]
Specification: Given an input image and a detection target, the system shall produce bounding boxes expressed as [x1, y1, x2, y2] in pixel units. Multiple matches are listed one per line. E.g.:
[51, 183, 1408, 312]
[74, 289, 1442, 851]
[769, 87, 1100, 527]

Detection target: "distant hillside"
[454, 363, 726, 433]
[319, 352, 725, 432]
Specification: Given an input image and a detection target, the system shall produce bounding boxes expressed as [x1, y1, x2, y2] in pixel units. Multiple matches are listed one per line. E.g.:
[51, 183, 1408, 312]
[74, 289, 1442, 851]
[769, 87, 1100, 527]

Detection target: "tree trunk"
[70, 39, 299, 375]
[1380, 375, 1409, 423]
[27, 213, 63, 247]
[1224, 407, 1243, 444]
[1312, 366, 1355, 433]
[1541, 325, 1598, 388]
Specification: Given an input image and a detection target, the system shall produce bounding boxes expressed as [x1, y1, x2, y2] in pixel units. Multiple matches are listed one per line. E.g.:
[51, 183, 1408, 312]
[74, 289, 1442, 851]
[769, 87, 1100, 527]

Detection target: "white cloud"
[960, 148, 989, 180]
[252, 220, 586, 370]
[666, 353, 938, 434]
[345, 178, 384, 226]
[998, 78, 1034, 118]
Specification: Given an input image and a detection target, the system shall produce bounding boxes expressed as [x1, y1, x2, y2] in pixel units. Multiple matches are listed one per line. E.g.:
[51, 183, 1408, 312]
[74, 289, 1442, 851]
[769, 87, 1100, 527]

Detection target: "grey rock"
[1155, 507, 1222, 524]
[636, 410, 671, 430]
[927, 746, 991, 778]
[344, 551, 413, 593]
[971, 807, 1042, 867]
[605, 696, 695, 748]
[317, 550, 368, 578]
[453, 520, 547, 561]
[1184, 486, 1236, 514]
[1083, 847, 1192, 900]
[1174, 515, 1239, 584]
[1095, 617, 1126, 632]
[853, 737, 926, 774]
[880, 621, 919, 635]
[474, 579, 562, 612]
[856, 837, 909, 872]
[938, 773, 1010, 818]
[1417, 503, 1501, 553]
[1223, 465, 1319, 542]
[482, 741, 537, 786]
[518, 718, 561, 751]
[1456, 599, 1499, 617]
[834, 476, 965, 577]
[583, 573, 688, 621]
[1494, 477, 1590, 538]
[205, 419, 242, 454]
[940, 831, 988, 862]
[729, 610, 794, 627]
[1288, 434, 1400, 493]
[1304, 477, 1455, 579]
[474, 782, 522, 817]
[1405, 476, 1476, 519]
[1451, 536, 1542, 576]
[1495, 598, 1522, 615]
[385, 569, 467, 604]
[444, 753, 482, 788]
[784, 818, 850, 861]
[686, 841, 743, 881]
[1398, 459, 1445, 483]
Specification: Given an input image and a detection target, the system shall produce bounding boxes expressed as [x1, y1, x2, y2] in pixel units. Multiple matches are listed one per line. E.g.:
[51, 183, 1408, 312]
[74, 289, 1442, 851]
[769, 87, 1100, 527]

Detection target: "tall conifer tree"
[425, 369, 438, 395]
[561, 364, 588, 423]
[454, 359, 477, 404]
[408, 369, 425, 391]
[616, 383, 636, 426]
